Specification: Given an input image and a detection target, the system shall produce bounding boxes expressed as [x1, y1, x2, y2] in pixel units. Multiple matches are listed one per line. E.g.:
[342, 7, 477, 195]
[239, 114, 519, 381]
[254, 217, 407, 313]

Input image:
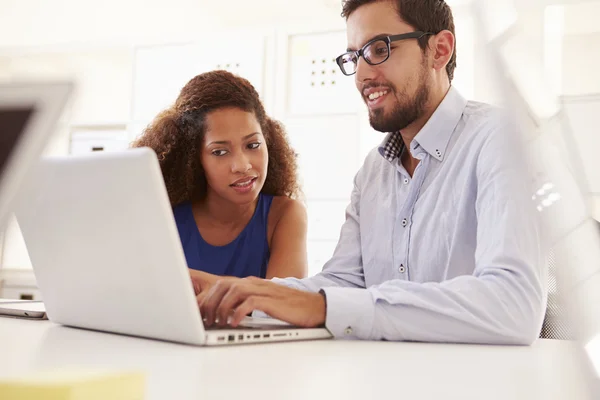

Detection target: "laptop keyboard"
[204, 316, 298, 331]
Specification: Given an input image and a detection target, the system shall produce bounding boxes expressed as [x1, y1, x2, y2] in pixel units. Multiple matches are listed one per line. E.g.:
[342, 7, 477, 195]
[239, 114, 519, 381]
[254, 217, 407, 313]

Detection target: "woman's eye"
[212, 149, 228, 156]
[248, 142, 261, 150]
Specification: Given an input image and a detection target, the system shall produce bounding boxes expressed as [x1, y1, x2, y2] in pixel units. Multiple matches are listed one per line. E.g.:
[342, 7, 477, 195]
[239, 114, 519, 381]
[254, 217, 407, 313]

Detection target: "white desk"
[0, 317, 595, 400]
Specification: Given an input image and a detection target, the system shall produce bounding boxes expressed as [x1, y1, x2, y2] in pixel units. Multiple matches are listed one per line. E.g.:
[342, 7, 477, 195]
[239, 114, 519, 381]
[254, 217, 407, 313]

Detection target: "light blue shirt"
[273, 86, 547, 345]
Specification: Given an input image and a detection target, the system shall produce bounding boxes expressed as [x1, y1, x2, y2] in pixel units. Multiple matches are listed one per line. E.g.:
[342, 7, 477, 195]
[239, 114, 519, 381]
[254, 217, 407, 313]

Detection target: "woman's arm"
[266, 198, 308, 279]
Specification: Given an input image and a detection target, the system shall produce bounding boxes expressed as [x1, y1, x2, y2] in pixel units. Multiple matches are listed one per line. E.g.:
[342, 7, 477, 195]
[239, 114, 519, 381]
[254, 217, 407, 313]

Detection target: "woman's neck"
[194, 192, 259, 228]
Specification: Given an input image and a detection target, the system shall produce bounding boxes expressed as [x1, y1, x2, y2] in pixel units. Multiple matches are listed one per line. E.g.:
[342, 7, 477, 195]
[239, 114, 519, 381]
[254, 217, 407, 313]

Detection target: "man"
[192, 0, 547, 345]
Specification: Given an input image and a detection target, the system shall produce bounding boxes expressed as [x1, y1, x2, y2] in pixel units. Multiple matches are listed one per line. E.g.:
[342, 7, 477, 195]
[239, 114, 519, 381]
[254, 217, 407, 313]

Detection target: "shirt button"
[403, 178, 409, 185]
[344, 327, 353, 335]
[401, 218, 407, 227]
[399, 264, 406, 273]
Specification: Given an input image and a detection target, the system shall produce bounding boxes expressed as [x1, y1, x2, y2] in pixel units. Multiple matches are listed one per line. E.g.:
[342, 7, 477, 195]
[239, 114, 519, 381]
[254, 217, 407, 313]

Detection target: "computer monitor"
[0, 82, 72, 231]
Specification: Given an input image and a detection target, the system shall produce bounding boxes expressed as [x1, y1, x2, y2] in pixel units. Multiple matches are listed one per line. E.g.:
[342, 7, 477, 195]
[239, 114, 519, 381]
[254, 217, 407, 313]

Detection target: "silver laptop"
[0, 300, 46, 319]
[14, 147, 332, 346]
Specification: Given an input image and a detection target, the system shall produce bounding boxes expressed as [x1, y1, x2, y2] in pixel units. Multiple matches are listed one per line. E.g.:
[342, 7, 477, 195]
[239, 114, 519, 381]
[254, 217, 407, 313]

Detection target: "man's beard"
[368, 68, 430, 133]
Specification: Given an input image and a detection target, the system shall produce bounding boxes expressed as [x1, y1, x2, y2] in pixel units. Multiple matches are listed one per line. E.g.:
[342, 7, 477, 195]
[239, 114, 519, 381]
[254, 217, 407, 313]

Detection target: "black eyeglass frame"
[335, 31, 434, 76]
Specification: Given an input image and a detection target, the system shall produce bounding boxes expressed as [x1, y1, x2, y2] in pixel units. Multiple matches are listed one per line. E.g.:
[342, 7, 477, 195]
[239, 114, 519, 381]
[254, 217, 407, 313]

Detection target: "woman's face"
[200, 107, 268, 205]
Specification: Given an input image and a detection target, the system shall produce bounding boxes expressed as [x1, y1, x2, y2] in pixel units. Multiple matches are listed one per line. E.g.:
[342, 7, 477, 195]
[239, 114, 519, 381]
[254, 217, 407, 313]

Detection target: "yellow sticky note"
[0, 370, 145, 400]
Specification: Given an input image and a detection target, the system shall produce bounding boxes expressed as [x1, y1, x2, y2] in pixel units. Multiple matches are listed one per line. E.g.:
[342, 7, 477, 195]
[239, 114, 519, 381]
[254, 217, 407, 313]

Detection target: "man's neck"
[399, 84, 451, 176]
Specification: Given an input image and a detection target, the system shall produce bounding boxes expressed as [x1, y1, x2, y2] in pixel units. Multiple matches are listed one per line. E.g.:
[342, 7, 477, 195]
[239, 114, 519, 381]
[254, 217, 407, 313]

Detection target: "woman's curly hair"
[132, 70, 300, 206]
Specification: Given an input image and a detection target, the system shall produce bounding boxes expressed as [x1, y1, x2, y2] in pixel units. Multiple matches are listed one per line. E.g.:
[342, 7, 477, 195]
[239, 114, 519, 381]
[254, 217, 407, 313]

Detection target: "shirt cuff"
[320, 287, 375, 340]
[251, 310, 270, 318]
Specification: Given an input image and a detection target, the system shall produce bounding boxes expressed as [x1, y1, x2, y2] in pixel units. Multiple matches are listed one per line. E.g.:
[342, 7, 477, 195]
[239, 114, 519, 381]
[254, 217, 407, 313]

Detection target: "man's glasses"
[335, 31, 433, 76]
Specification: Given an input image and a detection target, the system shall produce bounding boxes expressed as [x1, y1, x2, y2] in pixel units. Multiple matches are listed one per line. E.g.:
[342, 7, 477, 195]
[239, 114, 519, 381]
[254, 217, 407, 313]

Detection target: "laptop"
[0, 300, 46, 319]
[0, 81, 72, 319]
[14, 147, 332, 346]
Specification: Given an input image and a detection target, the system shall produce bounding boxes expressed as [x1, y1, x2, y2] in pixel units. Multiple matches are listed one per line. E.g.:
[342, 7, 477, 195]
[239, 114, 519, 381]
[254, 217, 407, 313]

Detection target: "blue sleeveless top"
[172, 194, 273, 278]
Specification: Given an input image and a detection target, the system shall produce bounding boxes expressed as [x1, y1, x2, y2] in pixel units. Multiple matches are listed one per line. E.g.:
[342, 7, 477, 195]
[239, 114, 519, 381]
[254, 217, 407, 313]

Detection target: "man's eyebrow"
[347, 33, 391, 52]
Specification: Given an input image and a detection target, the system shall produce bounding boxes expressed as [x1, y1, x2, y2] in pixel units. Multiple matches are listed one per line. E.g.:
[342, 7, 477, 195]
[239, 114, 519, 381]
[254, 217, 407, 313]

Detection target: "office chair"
[539, 248, 573, 340]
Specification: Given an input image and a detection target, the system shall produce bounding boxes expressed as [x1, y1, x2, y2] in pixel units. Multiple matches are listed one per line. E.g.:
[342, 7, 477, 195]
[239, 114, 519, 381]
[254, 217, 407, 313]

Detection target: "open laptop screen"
[0, 107, 35, 178]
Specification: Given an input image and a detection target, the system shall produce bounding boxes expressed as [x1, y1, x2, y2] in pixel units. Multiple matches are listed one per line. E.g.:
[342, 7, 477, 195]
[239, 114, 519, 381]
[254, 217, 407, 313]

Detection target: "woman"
[132, 70, 307, 284]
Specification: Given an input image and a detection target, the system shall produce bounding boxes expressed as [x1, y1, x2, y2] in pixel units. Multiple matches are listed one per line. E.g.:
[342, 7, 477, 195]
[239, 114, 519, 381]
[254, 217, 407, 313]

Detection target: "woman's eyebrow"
[206, 132, 260, 146]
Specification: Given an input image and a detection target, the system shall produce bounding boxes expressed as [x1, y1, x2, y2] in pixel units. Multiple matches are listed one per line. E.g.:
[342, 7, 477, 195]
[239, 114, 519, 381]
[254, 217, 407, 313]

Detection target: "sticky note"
[0, 370, 145, 400]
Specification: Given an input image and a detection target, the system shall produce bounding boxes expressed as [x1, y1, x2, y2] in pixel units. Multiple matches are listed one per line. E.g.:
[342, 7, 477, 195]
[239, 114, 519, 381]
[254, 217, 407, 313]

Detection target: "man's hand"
[198, 277, 326, 329]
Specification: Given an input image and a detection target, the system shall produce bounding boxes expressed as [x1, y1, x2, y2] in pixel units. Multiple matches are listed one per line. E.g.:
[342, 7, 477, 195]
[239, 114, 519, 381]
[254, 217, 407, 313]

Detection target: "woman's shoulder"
[268, 196, 307, 226]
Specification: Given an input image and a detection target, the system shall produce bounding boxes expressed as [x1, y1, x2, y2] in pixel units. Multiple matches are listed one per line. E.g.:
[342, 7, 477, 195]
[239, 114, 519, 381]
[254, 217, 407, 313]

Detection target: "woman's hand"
[189, 269, 240, 297]
[189, 269, 219, 296]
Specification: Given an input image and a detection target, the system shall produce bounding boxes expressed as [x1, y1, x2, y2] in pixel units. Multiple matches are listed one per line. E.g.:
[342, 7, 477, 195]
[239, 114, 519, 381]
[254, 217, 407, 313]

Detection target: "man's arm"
[271, 173, 367, 292]
[320, 124, 548, 344]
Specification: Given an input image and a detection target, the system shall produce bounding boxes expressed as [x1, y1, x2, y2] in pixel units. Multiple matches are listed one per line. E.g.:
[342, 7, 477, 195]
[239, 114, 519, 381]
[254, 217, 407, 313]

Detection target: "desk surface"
[0, 317, 595, 400]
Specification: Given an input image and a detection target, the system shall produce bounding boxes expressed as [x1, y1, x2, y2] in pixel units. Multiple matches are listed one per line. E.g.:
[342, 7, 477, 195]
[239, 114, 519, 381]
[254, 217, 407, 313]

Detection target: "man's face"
[346, 1, 431, 133]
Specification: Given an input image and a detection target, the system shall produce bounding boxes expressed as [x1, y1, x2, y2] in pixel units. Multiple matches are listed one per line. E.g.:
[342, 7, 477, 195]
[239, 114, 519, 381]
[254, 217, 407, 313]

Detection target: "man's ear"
[430, 30, 455, 73]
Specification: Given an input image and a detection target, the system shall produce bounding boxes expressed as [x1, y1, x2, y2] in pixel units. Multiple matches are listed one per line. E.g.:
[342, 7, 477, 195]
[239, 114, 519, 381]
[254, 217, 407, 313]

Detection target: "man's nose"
[355, 56, 377, 86]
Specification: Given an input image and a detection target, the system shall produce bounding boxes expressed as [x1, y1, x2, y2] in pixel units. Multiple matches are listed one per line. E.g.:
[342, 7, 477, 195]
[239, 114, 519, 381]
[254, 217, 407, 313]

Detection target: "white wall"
[0, 0, 345, 48]
[0, 0, 598, 278]
[562, 32, 600, 96]
[559, 2, 600, 201]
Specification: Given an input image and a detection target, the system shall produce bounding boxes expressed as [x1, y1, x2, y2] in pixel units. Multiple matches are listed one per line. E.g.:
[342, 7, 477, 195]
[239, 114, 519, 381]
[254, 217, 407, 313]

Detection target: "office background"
[0, 0, 598, 301]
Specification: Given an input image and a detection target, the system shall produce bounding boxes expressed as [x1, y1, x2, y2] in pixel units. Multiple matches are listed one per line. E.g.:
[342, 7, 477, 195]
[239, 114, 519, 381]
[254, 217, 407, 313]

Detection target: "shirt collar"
[378, 86, 468, 163]
[379, 131, 404, 163]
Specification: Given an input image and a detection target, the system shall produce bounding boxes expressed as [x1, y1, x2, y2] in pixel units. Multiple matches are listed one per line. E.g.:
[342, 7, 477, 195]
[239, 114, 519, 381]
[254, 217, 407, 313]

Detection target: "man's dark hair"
[341, 0, 456, 81]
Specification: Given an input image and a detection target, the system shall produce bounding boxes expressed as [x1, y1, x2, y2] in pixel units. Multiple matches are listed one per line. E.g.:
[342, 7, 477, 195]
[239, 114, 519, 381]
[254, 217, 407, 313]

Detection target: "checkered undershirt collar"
[381, 131, 405, 163]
